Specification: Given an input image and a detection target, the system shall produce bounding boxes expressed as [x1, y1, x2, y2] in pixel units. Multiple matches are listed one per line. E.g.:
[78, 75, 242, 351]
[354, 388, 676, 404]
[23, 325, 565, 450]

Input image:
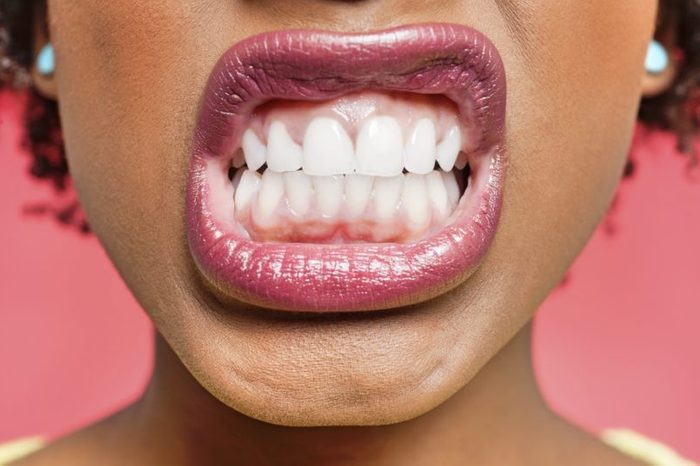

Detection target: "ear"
[641, 39, 678, 98]
[31, 3, 57, 99]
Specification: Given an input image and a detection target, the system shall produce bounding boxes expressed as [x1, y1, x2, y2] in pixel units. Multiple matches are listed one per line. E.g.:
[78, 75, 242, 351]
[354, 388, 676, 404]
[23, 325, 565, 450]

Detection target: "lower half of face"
[50, 0, 656, 425]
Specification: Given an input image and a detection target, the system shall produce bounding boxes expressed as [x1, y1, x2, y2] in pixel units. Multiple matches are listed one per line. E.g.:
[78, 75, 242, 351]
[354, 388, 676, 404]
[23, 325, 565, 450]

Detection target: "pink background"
[1, 91, 698, 460]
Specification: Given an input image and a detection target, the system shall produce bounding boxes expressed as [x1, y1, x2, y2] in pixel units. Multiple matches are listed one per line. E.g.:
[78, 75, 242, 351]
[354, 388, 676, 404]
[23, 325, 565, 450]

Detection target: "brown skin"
[17, 0, 665, 464]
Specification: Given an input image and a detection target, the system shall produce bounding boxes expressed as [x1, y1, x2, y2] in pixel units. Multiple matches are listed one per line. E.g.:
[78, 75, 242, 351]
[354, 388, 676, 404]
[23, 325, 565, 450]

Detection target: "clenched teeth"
[222, 93, 476, 243]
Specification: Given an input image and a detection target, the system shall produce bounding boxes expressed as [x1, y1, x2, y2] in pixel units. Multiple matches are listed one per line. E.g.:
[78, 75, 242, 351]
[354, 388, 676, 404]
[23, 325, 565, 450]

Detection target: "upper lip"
[187, 23, 507, 312]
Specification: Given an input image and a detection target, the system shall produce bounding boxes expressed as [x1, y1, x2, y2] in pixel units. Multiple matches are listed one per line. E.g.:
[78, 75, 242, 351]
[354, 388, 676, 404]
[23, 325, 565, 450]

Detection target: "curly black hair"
[0, 1, 89, 231]
[1, 0, 699, 231]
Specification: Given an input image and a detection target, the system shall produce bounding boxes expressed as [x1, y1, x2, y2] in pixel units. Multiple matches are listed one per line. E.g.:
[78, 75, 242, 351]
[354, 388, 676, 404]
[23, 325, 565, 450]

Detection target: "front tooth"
[402, 174, 429, 229]
[345, 174, 374, 219]
[356, 116, 403, 177]
[303, 117, 355, 176]
[441, 171, 461, 209]
[241, 130, 266, 171]
[267, 121, 303, 172]
[426, 171, 449, 219]
[255, 170, 284, 226]
[373, 175, 403, 220]
[436, 125, 462, 172]
[404, 119, 436, 175]
[313, 175, 344, 218]
[234, 169, 261, 215]
[284, 171, 313, 217]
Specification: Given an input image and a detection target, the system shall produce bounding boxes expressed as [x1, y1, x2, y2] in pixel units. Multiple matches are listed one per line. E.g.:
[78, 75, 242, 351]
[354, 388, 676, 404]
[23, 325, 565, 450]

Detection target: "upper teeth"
[267, 122, 303, 173]
[356, 116, 405, 177]
[405, 118, 438, 175]
[241, 129, 267, 172]
[240, 116, 465, 176]
[303, 117, 355, 176]
[436, 125, 462, 172]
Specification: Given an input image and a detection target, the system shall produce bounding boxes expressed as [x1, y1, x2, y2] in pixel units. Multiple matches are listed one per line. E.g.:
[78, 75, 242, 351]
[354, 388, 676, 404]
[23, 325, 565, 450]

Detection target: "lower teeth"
[227, 166, 468, 244]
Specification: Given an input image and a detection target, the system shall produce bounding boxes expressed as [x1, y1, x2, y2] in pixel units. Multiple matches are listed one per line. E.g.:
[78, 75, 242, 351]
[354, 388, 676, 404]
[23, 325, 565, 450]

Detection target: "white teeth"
[255, 170, 284, 226]
[267, 121, 303, 172]
[284, 171, 313, 217]
[404, 118, 436, 175]
[242, 118, 465, 176]
[303, 117, 355, 176]
[241, 130, 266, 171]
[373, 175, 404, 220]
[313, 175, 344, 218]
[426, 171, 449, 219]
[230, 168, 466, 239]
[441, 171, 461, 209]
[234, 169, 261, 215]
[345, 174, 374, 219]
[356, 116, 404, 177]
[402, 174, 429, 229]
[436, 125, 461, 172]
[232, 114, 471, 236]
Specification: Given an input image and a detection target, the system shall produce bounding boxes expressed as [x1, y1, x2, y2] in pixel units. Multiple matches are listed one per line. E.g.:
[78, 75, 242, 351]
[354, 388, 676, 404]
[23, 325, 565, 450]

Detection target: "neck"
[132, 323, 557, 466]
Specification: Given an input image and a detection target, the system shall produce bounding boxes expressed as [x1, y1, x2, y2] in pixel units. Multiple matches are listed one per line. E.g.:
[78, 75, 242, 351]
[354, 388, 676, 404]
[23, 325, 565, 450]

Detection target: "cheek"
[48, 1, 227, 311]
[482, 1, 656, 311]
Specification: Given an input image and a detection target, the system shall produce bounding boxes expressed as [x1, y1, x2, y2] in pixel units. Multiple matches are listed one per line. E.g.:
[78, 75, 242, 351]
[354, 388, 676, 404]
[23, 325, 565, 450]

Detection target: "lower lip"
[187, 24, 507, 312]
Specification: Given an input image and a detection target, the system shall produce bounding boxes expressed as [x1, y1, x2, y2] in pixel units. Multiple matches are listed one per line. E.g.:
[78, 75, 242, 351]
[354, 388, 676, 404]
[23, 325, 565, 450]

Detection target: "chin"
[166, 285, 501, 427]
[197, 349, 465, 427]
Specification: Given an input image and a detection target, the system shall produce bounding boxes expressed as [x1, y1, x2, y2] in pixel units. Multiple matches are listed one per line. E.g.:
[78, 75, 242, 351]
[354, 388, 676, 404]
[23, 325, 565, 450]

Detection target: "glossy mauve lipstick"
[187, 23, 507, 312]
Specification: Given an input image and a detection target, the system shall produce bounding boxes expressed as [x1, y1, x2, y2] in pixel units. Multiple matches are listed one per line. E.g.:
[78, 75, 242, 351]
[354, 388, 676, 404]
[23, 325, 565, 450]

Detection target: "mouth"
[187, 23, 507, 312]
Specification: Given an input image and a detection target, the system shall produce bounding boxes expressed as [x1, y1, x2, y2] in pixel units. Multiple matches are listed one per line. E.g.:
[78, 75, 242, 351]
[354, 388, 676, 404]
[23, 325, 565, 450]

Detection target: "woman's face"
[48, 1, 656, 425]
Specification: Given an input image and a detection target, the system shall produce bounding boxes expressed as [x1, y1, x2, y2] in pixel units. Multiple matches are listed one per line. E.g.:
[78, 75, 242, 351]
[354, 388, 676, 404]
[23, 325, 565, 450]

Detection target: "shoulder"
[2, 429, 696, 465]
[0, 409, 153, 466]
[603, 429, 697, 466]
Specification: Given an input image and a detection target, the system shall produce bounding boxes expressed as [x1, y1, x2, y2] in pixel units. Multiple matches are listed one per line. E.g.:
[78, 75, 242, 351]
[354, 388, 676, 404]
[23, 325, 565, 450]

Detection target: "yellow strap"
[0, 431, 696, 465]
[0, 437, 45, 465]
[603, 429, 697, 466]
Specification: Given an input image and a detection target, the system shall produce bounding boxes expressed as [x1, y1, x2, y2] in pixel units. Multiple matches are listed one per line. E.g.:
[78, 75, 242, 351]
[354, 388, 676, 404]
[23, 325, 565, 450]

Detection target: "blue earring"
[37, 43, 55, 76]
[645, 40, 669, 75]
